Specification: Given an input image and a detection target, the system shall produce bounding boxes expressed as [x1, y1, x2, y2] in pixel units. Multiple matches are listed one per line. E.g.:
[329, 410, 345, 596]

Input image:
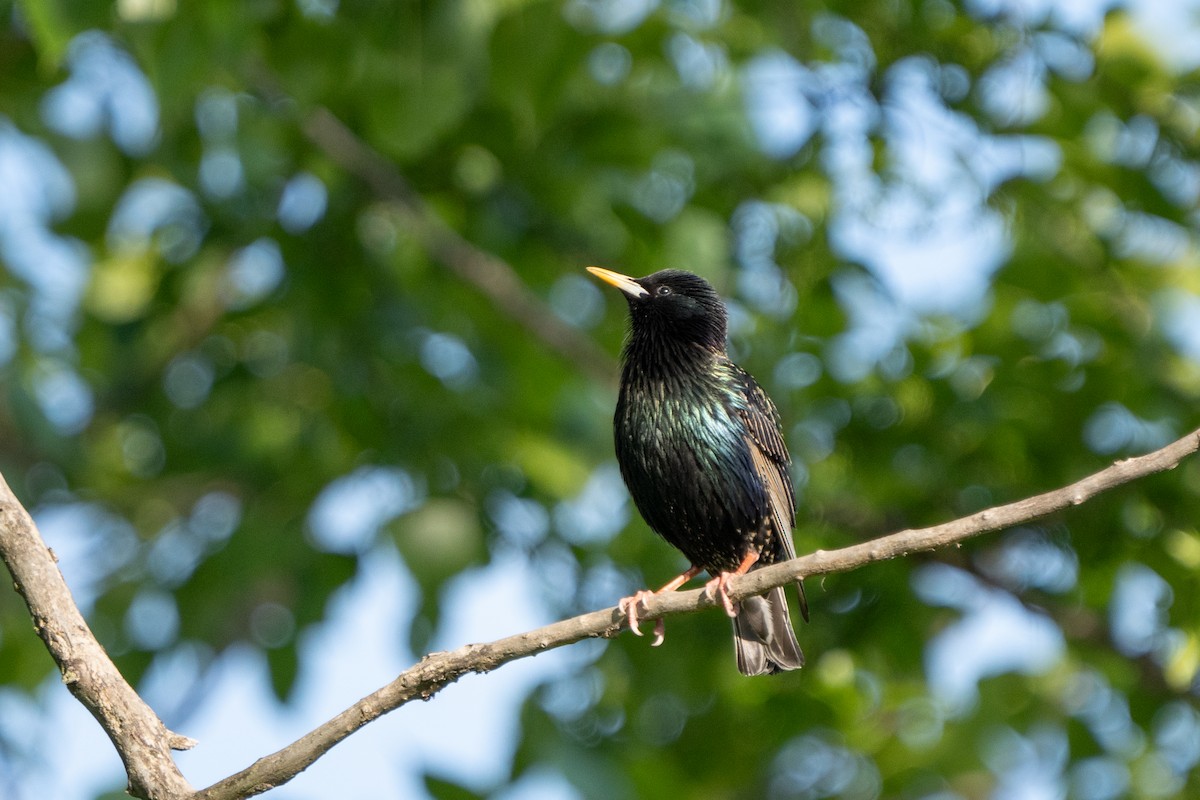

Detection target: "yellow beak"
[586, 266, 649, 298]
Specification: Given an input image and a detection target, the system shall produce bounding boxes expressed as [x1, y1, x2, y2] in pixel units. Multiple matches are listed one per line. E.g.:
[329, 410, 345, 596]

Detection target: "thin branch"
[194, 428, 1200, 800]
[299, 106, 618, 386]
[0, 473, 196, 800]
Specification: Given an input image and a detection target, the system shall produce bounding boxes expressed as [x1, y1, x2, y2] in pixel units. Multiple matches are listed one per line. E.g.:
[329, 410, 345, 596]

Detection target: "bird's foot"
[618, 566, 704, 647]
[619, 591, 668, 646]
[704, 572, 739, 618]
[618, 590, 657, 637]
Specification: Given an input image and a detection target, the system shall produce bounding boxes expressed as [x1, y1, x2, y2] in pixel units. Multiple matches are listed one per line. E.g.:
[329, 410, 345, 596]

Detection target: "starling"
[588, 266, 807, 675]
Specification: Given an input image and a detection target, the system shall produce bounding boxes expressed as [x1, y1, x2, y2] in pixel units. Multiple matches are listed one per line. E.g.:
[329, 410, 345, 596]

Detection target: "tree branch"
[3, 430, 1196, 798]
[193, 427, 1200, 799]
[0, 472, 196, 800]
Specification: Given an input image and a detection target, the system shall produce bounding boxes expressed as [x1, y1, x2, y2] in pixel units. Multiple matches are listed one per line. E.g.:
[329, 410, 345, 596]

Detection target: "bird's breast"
[616, 376, 742, 471]
[613, 371, 767, 570]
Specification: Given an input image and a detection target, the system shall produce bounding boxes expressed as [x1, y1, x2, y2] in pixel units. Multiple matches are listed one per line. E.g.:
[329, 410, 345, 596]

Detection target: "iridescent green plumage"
[589, 267, 806, 675]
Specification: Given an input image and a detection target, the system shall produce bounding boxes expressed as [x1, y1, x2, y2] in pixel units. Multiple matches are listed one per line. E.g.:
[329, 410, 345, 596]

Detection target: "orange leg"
[704, 549, 761, 618]
[655, 565, 705, 594]
[619, 565, 704, 646]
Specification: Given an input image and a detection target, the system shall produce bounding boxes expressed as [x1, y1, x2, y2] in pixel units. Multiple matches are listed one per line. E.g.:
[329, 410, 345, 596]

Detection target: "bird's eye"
[656, 285, 672, 296]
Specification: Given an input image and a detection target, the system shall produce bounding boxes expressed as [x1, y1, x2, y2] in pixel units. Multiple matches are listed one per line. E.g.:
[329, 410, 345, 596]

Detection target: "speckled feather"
[599, 268, 806, 674]
[617, 356, 783, 572]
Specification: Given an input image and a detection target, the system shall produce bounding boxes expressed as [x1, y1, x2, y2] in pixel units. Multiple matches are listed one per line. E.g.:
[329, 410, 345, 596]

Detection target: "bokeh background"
[3, 0, 1200, 798]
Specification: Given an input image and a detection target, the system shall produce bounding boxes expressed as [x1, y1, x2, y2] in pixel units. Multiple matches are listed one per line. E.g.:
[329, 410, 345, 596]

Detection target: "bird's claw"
[620, 591, 668, 646]
[618, 590, 657, 636]
[650, 618, 666, 647]
[704, 573, 739, 618]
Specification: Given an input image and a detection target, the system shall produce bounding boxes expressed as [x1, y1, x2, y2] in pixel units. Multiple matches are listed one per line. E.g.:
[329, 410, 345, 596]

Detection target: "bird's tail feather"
[733, 585, 804, 676]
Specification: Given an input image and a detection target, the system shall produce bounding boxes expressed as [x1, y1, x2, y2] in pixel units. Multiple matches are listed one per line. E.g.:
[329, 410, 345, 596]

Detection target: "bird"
[587, 265, 807, 675]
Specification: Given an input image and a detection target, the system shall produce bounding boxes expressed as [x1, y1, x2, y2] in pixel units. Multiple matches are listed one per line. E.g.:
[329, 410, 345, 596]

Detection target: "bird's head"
[587, 266, 727, 351]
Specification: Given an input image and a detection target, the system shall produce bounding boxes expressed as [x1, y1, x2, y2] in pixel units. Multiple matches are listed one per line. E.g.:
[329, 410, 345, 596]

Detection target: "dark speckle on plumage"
[587, 266, 807, 676]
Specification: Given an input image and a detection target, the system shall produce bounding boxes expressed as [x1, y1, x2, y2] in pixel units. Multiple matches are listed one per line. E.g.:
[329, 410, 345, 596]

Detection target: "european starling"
[588, 266, 807, 675]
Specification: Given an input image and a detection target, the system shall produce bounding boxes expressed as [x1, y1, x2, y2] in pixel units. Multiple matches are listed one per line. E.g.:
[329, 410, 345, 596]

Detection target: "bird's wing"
[749, 444, 796, 559]
[736, 366, 809, 621]
[733, 367, 796, 546]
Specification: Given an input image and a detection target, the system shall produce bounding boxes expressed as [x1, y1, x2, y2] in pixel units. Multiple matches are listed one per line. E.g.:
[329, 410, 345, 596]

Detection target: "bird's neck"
[621, 330, 726, 389]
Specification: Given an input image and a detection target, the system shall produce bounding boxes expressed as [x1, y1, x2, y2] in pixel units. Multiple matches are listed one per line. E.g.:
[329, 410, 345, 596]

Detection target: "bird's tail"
[733, 585, 804, 676]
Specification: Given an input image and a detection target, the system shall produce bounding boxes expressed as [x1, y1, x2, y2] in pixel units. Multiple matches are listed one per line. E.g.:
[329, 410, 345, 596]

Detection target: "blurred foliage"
[2, 0, 1200, 798]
